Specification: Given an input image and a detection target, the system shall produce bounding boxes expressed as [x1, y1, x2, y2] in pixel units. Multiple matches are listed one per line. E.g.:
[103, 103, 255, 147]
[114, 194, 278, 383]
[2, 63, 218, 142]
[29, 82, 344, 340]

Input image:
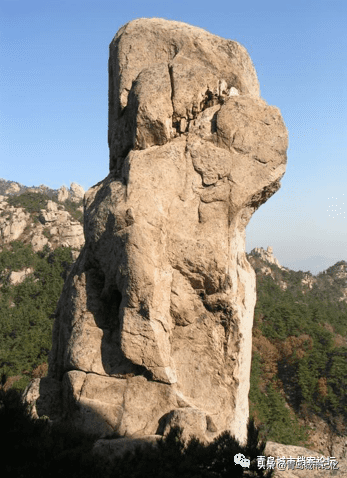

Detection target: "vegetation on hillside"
[7, 191, 83, 223]
[0, 385, 273, 477]
[249, 258, 347, 445]
[249, 350, 310, 446]
[0, 241, 74, 391]
[63, 198, 84, 223]
[7, 192, 50, 214]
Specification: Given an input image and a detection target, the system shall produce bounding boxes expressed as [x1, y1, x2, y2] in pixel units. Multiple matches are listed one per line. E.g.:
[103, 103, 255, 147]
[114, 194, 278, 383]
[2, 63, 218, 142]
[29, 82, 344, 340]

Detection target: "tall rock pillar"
[23, 18, 288, 446]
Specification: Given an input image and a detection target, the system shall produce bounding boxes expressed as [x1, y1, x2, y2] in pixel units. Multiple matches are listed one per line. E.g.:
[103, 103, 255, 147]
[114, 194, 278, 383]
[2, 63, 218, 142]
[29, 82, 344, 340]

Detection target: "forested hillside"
[0, 184, 85, 388]
[0, 241, 75, 391]
[247, 253, 347, 455]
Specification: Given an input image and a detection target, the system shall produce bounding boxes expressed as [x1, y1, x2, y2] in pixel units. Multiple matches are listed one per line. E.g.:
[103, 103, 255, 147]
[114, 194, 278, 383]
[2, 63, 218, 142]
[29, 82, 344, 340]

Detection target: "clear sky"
[1, 0, 346, 275]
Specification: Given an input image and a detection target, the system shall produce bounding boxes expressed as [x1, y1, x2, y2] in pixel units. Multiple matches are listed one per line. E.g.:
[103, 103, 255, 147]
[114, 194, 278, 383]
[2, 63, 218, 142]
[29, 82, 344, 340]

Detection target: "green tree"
[0, 243, 74, 390]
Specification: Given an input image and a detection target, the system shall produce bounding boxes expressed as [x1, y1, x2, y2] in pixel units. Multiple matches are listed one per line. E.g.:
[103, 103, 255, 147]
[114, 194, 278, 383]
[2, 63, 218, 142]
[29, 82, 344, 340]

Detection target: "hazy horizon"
[1, 0, 346, 276]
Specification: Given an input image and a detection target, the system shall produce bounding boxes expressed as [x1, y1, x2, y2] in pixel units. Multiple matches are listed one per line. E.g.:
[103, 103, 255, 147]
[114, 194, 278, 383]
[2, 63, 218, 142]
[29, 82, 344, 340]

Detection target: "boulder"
[57, 186, 69, 203]
[31, 233, 49, 252]
[263, 441, 346, 477]
[8, 267, 34, 285]
[0, 207, 30, 243]
[38, 206, 84, 250]
[46, 200, 58, 212]
[5, 182, 20, 194]
[21, 377, 63, 421]
[23, 18, 288, 448]
[251, 246, 287, 270]
[70, 182, 85, 202]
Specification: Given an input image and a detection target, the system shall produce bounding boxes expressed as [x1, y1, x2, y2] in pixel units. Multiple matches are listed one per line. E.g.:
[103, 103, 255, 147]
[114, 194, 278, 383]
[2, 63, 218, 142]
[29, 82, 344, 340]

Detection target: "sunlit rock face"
[23, 18, 288, 446]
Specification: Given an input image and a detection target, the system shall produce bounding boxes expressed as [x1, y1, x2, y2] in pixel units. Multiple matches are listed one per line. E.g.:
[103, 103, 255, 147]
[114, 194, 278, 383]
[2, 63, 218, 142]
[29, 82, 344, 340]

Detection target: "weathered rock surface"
[8, 267, 34, 285]
[39, 200, 84, 250]
[57, 186, 69, 203]
[70, 182, 85, 202]
[57, 183, 85, 203]
[23, 18, 288, 447]
[0, 196, 84, 252]
[251, 246, 287, 271]
[0, 196, 31, 243]
[5, 182, 20, 195]
[263, 441, 345, 477]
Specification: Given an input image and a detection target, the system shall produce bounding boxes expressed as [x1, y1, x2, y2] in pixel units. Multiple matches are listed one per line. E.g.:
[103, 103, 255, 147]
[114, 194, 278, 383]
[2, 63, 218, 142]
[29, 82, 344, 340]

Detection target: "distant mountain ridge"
[249, 246, 289, 271]
[0, 178, 84, 204]
[247, 246, 347, 303]
[0, 178, 85, 253]
[0, 178, 57, 197]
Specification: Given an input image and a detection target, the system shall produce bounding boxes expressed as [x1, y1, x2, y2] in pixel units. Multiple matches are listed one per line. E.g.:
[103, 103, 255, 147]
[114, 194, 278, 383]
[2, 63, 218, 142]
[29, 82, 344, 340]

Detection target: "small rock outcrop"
[70, 182, 85, 202]
[0, 195, 31, 243]
[23, 18, 288, 447]
[264, 441, 346, 477]
[251, 246, 287, 271]
[301, 273, 317, 294]
[57, 183, 85, 203]
[0, 195, 84, 252]
[57, 186, 69, 203]
[8, 267, 34, 285]
[39, 200, 84, 250]
[5, 182, 20, 195]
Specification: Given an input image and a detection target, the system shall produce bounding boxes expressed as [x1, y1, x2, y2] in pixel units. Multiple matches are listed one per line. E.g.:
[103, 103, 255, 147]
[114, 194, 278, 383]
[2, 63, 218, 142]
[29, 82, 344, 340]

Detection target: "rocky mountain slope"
[248, 246, 347, 303]
[0, 179, 85, 254]
[0, 179, 85, 393]
[246, 246, 347, 468]
[0, 178, 84, 202]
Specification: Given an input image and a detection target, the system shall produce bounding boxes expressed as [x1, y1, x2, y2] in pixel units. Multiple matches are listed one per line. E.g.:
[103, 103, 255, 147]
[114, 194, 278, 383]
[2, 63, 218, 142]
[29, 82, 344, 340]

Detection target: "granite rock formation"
[251, 246, 287, 271]
[22, 18, 288, 446]
[57, 186, 69, 203]
[57, 183, 85, 203]
[264, 441, 346, 477]
[5, 182, 20, 195]
[70, 182, 85, 202]
[0, 179, 85, 202]
[0, 196, 31, 243]
[0, 195, 84, 252]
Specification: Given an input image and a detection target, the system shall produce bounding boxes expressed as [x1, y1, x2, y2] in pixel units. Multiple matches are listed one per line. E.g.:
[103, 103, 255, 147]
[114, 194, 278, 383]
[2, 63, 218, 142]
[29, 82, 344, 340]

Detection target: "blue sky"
[1, 0, 346, 274]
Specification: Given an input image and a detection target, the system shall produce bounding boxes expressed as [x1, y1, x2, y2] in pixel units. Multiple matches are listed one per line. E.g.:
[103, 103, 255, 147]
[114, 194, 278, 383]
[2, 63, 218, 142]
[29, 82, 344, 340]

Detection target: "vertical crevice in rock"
[168, 64, 175, 109]
[220, 305, 235, 359]
[210, 110, 218, 134]
[168, 64, 180, 136]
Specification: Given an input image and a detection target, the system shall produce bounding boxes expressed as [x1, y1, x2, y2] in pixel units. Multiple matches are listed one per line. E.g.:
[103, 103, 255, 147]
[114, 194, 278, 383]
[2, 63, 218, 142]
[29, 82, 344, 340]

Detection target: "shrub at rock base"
[1, 386, 273, 477]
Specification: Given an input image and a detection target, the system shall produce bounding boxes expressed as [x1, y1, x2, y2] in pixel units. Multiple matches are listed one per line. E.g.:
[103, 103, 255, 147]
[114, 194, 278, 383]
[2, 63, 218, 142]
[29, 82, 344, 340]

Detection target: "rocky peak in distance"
[0, 179, 85, 253]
